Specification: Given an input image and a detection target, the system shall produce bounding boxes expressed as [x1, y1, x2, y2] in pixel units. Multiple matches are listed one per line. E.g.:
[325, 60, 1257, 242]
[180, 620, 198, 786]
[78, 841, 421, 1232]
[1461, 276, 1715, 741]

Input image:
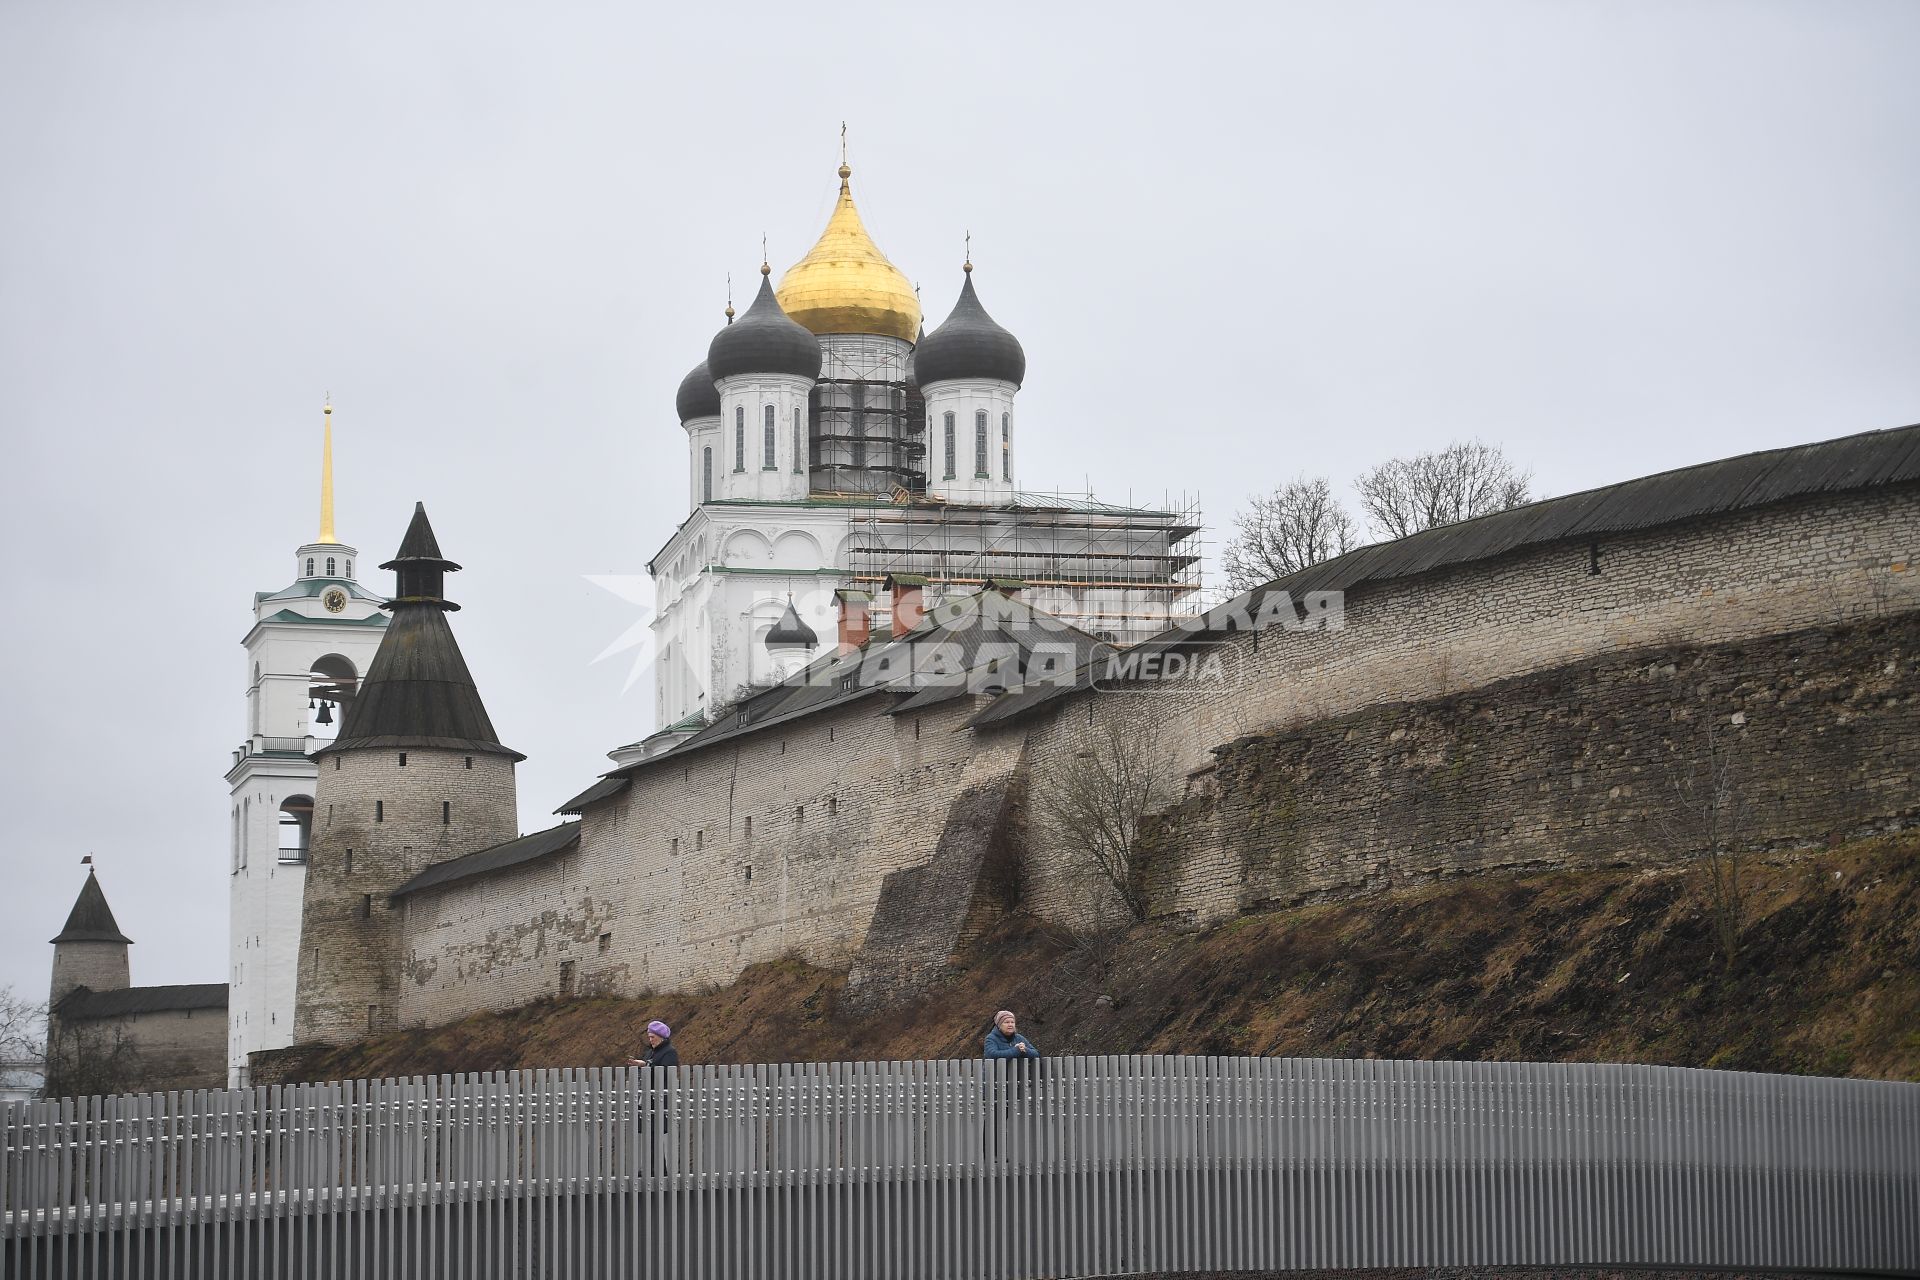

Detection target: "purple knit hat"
[647, 1020, 671, 1039]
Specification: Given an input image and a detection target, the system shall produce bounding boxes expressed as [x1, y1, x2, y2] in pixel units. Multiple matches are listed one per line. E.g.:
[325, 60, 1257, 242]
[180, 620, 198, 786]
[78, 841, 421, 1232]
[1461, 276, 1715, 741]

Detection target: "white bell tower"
[224, 402, 387, 1084]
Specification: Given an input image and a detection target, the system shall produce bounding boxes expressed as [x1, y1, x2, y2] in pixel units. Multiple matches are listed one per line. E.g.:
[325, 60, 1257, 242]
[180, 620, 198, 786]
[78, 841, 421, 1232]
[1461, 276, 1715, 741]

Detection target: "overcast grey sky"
[2, 0, 1916, 1000]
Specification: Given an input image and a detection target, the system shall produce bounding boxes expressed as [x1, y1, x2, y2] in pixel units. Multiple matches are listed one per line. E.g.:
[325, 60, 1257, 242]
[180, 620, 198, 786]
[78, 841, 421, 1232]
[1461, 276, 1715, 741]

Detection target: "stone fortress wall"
[1014, 486, 1920, 930]
[384, 480, 1919, 1029]
[396, 692, 1029, 1027]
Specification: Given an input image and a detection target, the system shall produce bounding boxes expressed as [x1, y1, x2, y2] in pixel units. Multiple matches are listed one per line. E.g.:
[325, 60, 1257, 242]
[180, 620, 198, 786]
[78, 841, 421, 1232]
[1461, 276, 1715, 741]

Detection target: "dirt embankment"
[273, 832, 1920, 1084]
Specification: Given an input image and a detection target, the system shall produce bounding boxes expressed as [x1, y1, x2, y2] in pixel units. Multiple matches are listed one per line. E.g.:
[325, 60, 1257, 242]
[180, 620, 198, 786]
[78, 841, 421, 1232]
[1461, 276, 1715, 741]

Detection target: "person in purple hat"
[627, 1019, 679, 1069]
[629, 1018, 679, 1173]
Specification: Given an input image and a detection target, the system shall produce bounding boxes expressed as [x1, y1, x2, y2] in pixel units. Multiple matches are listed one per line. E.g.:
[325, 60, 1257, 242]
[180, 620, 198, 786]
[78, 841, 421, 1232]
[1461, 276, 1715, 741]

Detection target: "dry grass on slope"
[278, 831, 1920, 1085]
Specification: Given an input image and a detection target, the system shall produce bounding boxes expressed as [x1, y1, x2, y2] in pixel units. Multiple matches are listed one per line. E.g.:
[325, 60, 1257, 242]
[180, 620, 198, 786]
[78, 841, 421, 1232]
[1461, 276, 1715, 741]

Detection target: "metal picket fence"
[3, 1055, 1916, 1279]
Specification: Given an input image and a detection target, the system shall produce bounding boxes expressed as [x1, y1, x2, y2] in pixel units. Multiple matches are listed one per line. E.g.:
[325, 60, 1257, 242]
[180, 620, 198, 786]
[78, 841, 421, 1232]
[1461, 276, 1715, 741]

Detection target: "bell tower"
[224, 401, 387, 1085]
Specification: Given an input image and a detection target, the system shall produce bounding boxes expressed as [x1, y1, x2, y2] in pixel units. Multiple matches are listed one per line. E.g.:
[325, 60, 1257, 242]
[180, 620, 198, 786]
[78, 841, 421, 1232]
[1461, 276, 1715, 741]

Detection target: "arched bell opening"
[277, 795, 314, 864]
[307, 653, 359, 741]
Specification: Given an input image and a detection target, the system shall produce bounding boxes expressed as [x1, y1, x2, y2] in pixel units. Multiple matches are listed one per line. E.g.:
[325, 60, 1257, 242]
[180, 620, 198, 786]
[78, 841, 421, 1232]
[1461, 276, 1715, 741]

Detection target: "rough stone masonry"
[280, 435, 1919, 1048]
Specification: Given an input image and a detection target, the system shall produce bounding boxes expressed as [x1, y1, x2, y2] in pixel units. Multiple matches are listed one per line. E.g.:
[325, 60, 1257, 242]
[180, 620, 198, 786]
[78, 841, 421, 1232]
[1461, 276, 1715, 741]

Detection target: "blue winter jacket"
[984, 1027, 1038, 1059]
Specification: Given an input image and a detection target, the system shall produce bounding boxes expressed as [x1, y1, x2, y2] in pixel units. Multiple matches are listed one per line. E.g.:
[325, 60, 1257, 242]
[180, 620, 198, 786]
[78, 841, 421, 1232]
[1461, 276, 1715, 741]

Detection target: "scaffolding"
[840, 490, 1205, 644]
[808, 334, 924, 496]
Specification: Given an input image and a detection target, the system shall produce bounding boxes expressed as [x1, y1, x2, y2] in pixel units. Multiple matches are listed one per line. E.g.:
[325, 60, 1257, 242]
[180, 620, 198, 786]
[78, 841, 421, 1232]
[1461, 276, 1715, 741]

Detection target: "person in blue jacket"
[983, 1010, 1039, 1159]
[984, 1010, 1038, 1059]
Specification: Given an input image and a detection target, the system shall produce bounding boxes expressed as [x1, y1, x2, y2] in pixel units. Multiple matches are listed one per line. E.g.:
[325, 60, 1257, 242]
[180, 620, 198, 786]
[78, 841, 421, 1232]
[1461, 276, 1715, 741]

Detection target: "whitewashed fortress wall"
[389, 480, 1919, 1027]
[397, 693, 1026, 1026]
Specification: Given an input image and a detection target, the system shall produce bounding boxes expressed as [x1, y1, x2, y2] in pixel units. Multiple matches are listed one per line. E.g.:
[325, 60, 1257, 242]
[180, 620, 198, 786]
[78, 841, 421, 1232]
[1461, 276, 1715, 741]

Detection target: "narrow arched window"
[763, 405, 777, 469]
[734, 407, 746, 472]
[326, 556, 336, 576]
[306, 558, 315, 577]
[346, 559, 353, 577]
[974, 410, 989, 478]
[1002, 413, 1011, 480]
[792, 407, 804, 474]
[702, 446, 714, 502]
[943, 412, 956, 479]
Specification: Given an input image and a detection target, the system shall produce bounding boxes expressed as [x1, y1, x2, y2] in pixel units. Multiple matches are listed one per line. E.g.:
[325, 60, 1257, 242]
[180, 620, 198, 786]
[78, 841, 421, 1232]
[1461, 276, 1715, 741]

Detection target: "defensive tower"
[49, 868, 132, 1008]
[291, 503, 522, 1047]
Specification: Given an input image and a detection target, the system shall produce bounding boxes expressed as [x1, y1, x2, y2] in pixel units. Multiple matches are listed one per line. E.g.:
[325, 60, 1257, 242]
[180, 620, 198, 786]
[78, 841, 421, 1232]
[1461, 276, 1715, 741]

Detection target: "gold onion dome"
[775, 165, 921, 342]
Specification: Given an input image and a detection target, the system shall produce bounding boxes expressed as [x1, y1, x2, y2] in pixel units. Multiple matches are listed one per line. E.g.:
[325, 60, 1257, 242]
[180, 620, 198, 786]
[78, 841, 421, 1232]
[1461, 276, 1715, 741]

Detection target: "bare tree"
[1035, 717, 1180, 921]
[1657, 717, 1748, 970]
[0, 986, 46, 1099]
[42, 1016, 145, 1101]
[1220, 475, 1357, 592]
[1355, 440, 1533, 541]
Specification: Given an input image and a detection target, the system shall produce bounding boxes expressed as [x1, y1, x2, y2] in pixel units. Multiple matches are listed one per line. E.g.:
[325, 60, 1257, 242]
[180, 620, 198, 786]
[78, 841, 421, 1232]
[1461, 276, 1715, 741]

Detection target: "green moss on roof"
[260, 609, 388, 626]
[257, 578, 385, 605]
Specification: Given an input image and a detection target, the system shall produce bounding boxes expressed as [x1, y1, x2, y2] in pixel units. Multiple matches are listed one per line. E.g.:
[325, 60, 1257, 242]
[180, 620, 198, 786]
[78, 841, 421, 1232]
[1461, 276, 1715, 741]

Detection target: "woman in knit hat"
[627, 1019, 679, 1069]
[983, 1010, 1037, 1059]
[630, 1019, 679, 1174]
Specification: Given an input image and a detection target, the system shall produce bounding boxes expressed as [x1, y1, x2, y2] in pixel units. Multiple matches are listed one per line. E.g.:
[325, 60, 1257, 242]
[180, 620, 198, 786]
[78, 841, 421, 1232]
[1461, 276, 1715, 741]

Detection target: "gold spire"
[318, 399, 339, 545]
[775, 152, 920, 342]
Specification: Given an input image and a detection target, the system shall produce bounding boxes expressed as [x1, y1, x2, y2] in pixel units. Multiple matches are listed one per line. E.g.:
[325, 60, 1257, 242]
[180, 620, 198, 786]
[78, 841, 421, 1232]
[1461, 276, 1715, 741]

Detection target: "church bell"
[315, 700, 334, 726]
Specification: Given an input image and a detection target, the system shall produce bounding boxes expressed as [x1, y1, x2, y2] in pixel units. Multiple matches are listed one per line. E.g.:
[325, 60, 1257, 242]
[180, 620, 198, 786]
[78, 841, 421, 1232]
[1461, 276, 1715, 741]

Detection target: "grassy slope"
[284, 832, 1920, 1083]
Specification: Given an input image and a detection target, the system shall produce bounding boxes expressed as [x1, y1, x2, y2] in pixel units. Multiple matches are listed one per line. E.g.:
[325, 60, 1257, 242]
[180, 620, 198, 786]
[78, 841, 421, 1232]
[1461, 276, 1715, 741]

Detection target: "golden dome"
[775, 166, 921, 343]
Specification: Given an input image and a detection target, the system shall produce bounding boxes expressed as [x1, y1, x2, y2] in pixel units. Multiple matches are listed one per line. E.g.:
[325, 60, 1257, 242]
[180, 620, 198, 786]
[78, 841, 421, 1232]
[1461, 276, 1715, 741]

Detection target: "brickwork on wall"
[1019, 486, 1920, 930]
[49, 1008, 228, 1095]
[1137, 613, 1920, 926]
[294, 748, 518, 1044]
[48, 943, 129, 1009]
[396, 696, 1023, 1026]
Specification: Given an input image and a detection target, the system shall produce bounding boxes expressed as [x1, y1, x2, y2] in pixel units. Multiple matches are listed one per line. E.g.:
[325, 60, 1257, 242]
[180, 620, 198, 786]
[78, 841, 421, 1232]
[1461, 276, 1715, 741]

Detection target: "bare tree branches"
[1035, 718, 1180, 921]
[0, 986, 46, 1102]
[1657, 717, 1749, 970]
[1220, 475, 1356, 593]
[1355, 440, 1533, 541]
[42, 1018, 146, 1101]
[0, 986, 44, 1064]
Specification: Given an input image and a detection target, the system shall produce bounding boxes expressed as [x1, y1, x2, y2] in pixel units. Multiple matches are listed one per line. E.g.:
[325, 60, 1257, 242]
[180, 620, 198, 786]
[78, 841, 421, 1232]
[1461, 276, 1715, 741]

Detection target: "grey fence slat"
[4, 1056, 1918, 1279]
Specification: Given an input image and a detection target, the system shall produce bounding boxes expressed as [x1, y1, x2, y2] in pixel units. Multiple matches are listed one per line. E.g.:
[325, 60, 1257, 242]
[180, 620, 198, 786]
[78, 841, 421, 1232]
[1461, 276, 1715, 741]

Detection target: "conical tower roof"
[387, 501, 454, 566]
[320, 504, 524, 760]
[776, 163, 921, 342]
[51, 869, 132, 945]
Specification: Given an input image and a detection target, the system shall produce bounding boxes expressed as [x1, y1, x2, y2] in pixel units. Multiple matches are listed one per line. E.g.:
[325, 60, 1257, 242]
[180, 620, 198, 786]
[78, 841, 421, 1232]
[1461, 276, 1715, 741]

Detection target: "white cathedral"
[638, 158, 1200, 754]
[226, 159, 1201, 1082]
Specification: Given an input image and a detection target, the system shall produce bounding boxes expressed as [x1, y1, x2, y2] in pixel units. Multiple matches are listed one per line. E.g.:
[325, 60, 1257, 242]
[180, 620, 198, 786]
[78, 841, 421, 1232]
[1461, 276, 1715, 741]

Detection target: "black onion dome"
[708, 273, 821, 382]
[913, 271, 1025, 388]
[764, 600, 819, 649]
[675, 360, 721, 421]
[903, 323, 925, 390]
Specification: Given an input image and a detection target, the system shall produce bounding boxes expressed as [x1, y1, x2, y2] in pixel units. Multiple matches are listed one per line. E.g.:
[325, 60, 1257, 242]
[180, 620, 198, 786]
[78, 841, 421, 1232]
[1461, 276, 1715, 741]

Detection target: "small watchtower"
[49, 867, 132, 1008]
